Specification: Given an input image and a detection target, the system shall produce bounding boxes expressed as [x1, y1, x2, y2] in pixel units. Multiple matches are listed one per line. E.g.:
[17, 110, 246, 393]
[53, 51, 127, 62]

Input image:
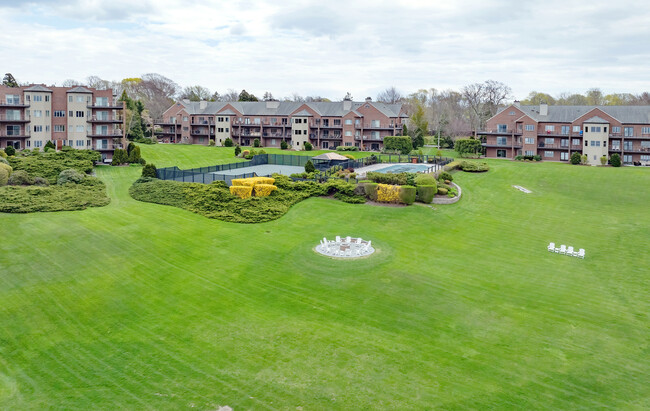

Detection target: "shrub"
[514, 155, 523, 161]
[416, 185, 436, 203]
[305, 160, 316, 173]
[245, 149, 256, 159]
[224, 138, 234, 147]
[304, 141, 313, 151]
[253, 184, 277, 197]
[0, 149, 6, 158]
[231, 177, 275, 187]
[0, 167, 8, 186]
[600, 156, 607, 165]
[443, 160, 461, 171]
[112, 148, 128, 165]
[229, 185, 253, 199]
[366, 171, 410, 185]
[438, 171, 453, 182]
[414, 173, 437, 187]
[127, 146, 141, 164]
[57, 169, 85, 185]
[33, 176, 49, 186]
[610, 153, 621, 167]
[44, 141, 56, 151]
[437, 187, 448, 195]
[460, 160, 489, 172]
[533, 155, 542, 161]
[454, 138, 482, 156]
[234, 145, 241, 156]
[363, 182, 378, 201]
[127, 142, 135, 155]
[281, 140, 288, 150]
[4, 146, 16, 156]
[142, 163, 157, 178]
[253, 138, 261, 147]
[0, 158, 8, 166]
[259, 149, 266, 154]
[399, 185, 416, 205]
[241, 150, 250, 158]
[580, 154, 589, 165]
[569, 151, 581, 165]
[377, 184, 401, 203]
[209, 139, 215, 146]
[8, 170, 34, 186]
[344, 154, 354, 160]
[383, 136, 412, 154]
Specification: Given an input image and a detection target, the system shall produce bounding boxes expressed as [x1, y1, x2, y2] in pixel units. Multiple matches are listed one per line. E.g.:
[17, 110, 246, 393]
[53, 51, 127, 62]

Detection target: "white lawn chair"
[577, 249, 585, 259]
[345, 236, 351, 243]
[548, 242, 555, 252]
[323, 237, 329, 244]
[336, 236, 341, 243]
[558, 245, 566, 255]
[566, 246, 574, 256]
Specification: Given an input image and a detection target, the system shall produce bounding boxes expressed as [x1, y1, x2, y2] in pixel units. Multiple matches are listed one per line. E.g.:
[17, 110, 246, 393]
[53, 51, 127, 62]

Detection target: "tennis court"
[374, 164, 432, 173]
[210, 164, 306, 176]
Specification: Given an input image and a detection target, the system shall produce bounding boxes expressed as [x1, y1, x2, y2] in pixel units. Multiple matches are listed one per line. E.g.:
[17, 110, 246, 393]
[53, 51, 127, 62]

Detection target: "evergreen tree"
[2, 73, 18, 87]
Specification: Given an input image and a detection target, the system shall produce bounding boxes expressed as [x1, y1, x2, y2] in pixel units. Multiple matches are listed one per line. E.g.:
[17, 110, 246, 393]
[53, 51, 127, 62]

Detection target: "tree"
[454, 139, 482, 156]
[556, 92, 588, 105]
[262, 92, 275, 101]
[521, 91, 556, 105]
[304, 142, 313, 151]
[585, 88, 605, 105]
[376, 86, 402, 104]
[408, 103, 428, 149]
[62, 79, 82, 87]
[141, 163, 157, 178]
[253, 138, 261, 147]
[280, 140, 288, 150]
[343, 92, 353, 101]
[570, 151, 582, 165]
[234, 145, 241, 156]
[179, 85, 212, 101]
[2, 73, 18, 87]
[86, 75, 111, 90]
[128, 146, 141, 163]
[222, 89, 239, 102]
[304, 160, 315, 173]
[610, 153, 621, 167]
[44, 141, 56, 151]
[224, 138, 233, 147]
[211, 91, 221, 102]
[4, 146, 15, 156]
[238, 90, 258, 101]
[383, 136, 412, 154]
[111, 148, 128, 165]
[462, 80, 512, 133]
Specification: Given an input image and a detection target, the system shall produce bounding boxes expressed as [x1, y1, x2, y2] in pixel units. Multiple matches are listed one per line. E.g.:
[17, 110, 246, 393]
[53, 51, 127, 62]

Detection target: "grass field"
[1, 145, 649, 409]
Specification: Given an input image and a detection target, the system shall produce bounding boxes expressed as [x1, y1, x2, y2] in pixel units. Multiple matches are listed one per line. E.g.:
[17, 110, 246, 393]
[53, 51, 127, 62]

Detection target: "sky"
[2, 0, 650, 101]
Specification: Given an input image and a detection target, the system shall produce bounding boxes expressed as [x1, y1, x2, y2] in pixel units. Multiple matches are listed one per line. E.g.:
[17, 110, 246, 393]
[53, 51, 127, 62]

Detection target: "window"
[624, 127, 634, 137]
[76, 96, 84, 103]
[642, 127, 650, 134]
[345, 142, 352, 146]
[561, 152, 569, 161]
[225, 128, 229, 132]
[641, 141, 650, 148]
[545, 125, 555, 132]
[294, 129, 301, 135]
[611, 141, 621, 150]
[33, 110, 42, 117]
[68, 96, 73, 102]
[371, 131, 380, 139]
[525, 124, 534, 131]
[345, 131, 352, 136]
[95, 97, 108, 107]
[33, 95, 43, 102]
[76, 140, 84, 147]
[45, 110, 50, 117]
[76, 111, 84, 117]
[371, 120, 380, 128]
[69, 111, 73, 117]
[545, 151, 554, 157]
[525, 150, 534, 156]
[34, 140, 43, 148]
[254, 118, 261, 124]
[561, 126, 570, 135]
[6, 125, 19, 135]
[54, 110, 65, 117]
[271, 139, 276, 145]
[561, 139, 569, 147]
[46, 125, 50, 132]
[54, 125, 65, 132]
[217, 117, 224, 122]
[76, 125, 84, 132]
[497, 124, 507, 133]
[345, 119, 352, 125]
[585, 140, 588, 147]
[573, 125, 580, 133]
[509, 111, 516, 115]
[623, 141, 633, 150]
[572, 138, 581, 146]
[590, 126, 601, 132]
[525, 137, 534, 144]
[6, 95, 20, 104]
[624, 155, 633, 163]
[584, 126, 588, 133]
[6, 110, 21, 120]
[612, 126, 621, 134]
[217, 128, 223, 133]
[333, 119, 341, 126]
[545, 138, 554, 144]
[183, 116, 188, 122]
[497, 149, 506, 157]
[45, 95, 49, 102]
[590, 140, 601, 147]
[497, 137, 507, 145]
[33, 125, 43, 132]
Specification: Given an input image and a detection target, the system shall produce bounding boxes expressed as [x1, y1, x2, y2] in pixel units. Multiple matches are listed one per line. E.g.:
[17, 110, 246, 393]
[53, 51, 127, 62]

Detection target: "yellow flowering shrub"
[253, 184, 277, 197]
[229, 185, 252, 199]
[377, 183, 401, 203]
[231, 177, 275, 187]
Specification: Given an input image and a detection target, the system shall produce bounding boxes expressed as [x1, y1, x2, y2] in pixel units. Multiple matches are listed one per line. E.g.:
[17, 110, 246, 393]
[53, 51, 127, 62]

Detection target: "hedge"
[416, 185, 436, 203]
[438, 171, 453, 182]
[8, 170, 34, 186]
[366, 171, 410, 185]
[399, 185, 417, 205]
[253, 184, 277, 197]
[8, 154, 93, 184]
[0, 167, 9, 186]
[459, 160, 489, 172]
[0, 178, 109, 213]
[336, 146, 358, 151]
[363, 182, 378, 201]
[229, 185, 253, 199]
[57, 169, 85, 185]
[443, 160, 461, 171]
[454, 138, 482, 155]
[414, 174, 437, 187]
[383, 136, 412, 155]
[377, 184, 401, 203]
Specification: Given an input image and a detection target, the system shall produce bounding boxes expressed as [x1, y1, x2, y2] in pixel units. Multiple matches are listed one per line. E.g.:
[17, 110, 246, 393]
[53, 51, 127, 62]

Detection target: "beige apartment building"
[155, 98, 408, 151]
[0, 84, 125, 161]
[481, 103, 650, 165]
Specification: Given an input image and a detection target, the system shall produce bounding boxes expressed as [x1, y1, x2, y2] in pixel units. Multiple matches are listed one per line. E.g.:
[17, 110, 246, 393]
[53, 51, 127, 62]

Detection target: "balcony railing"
[0, 100, 29, 107]
[95, 143, 123, 150]
[88, 115, 123, 122]
[87, 130, 123, 137]
[537, 143, 572, 149]
[0, 114, 30, 122]
[0, 131, 30, 138]
[354, 123, 400, 129]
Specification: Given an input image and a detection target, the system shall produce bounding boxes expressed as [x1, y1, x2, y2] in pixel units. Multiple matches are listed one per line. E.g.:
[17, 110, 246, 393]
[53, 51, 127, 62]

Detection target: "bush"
[304, 141, 313, 151]
[363, 182, 378, 201]
[142, 163, 157, 178]
[366, 171, 411, 185]
[253, 138, 261, 147]
[224, 138, 234, 147]
[0, 180, 109, 213]
[44, 141, 55, 151]
[8, 170, 34, 186]
[209, 139, 215, 146]
[0, 167, 8, 186]
[281, 140, 288, 150]
[570, 151, 581, 165]
[514, 155, 523, 161]
[229, 185, 253, 199]
[610, 153, 621, 167]
[241, 150, 250, 158]
[112, 148, 128, 165]
[305, 160, 316, 173]
[437, 187, 448, 195]
[33, 177, 49, 186]
[460, 160, 489, 172]
[414, 173, 437, 187]
[127, 146, 141, 164]
[0, 157, 8, 165]
[4, 146, 16, 156]
[533, 155, 542, 161]
[399, 185, 416, 205]
[454, 138, 482, 156]
[383, 136, 412, 155]
[253, 184, 277, 197]
[416, 185, 436, 203]
[600, 156, 607, 165]
[234, 145, 241, 156]
[438, 171, 453, 182]
[580, 154, 589, 165]
[57, 169, 85, 185]
[336, 146, 359, 151]
[377, 184, 401, 203]
[0, 149, 6, 158]
[443, 160, 461, 171]
[245, 149, 256, 159]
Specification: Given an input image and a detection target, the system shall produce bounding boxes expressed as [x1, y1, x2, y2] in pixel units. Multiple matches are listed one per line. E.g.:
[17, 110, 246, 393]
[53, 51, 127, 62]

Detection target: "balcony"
[87, 130, 123, 138]
[87, 101, 123, 109]
[621, 134, 650, 140]
[262, 132, 285, 138]
[314, 122, 342, 128]
[355, 123, 400, 130]
[319, 134, 343, 140]
[622, 146, 650, 154]
[191, 119, 215, 125]
[155, 119, 178, 126]
[87, 115, 123, 123]
[537, 131, 571, 138]
[354, 136, 383, 141]
[0, 100, 29, 108]
[0, 114, 29, 122]
[482, 143, 522, 148]
[537, 143, 572, 150]
[95, 143, 123, 151]
[481, 129, 521, 135]
[0, 131, 30, 138]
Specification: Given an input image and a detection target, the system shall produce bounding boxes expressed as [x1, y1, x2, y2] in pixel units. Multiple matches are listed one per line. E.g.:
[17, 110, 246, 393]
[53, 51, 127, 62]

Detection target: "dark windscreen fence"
[155, 153, 455, 184]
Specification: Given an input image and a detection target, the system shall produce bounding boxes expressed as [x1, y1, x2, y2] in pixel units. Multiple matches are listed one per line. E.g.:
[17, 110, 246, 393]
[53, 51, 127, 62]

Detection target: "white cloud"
[2, 0, 650, 100]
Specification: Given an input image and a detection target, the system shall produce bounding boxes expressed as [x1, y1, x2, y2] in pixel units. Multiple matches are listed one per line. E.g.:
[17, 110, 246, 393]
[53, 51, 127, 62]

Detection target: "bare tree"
[179, 85, 212, 101]
[86, 76, 111, 90]
[462, 80, 511, 133]
[62, 79, 83, 87]
[262, 91, 275, 101]
[290, 92, 305, 102]
[222, 89, 239, 102]
[136, 73, 179, 119]
[376, 86, 402, 104]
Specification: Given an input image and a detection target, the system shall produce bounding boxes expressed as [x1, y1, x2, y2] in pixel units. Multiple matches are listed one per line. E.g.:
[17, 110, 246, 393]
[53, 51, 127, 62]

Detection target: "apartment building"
[0, 84, 125, 160]
[155, 98, 408, 151]
[481, 103, 650, 165]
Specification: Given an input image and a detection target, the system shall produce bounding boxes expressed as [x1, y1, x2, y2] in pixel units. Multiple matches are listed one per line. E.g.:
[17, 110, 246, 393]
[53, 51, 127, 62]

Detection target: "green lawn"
[1, 146, 649, 409]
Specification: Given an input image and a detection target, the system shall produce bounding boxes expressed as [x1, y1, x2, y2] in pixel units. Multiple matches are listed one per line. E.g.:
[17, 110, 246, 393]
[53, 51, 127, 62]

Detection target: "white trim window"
[544, 151, 554, 157]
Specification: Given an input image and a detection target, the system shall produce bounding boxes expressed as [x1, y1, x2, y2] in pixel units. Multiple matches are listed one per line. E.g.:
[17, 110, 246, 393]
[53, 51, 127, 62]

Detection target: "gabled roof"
[498, 104, 650, 124]
[24, 85, 52, 92]
[292, 109, 313, 117]
[66, 86, 93, 93]
[312, 152, 349, 160]
[583, 116, 609, 123]
[218, 109, 237, 115]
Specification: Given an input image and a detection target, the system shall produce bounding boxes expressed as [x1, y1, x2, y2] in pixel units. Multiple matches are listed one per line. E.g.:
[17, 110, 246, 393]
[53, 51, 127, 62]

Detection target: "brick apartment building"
[481, 102, 650, 165]
[0, 84, 125, 161]
[154, 98, 408, 151]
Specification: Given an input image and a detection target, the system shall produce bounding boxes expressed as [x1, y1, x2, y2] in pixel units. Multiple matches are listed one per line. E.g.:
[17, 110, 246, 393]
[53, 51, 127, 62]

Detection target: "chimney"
[266, 100, 280, 109]
[343, 100, 352, 111]
[365, 97, 372, 102]
[513, 100, 520, 108]
[539, 102, 548, 116]
[199, 101, 207, 110]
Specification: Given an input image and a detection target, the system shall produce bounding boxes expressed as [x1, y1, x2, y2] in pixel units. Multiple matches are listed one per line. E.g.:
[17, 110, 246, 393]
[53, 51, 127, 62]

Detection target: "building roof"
[583, 116, 609, 123]
[504, 104, 650, 124]
[293, 109, 313, 117]
[24, 85, 52, 92]
[66, 86, 93, 94]
[312, 152, 350, 161]
[177, 100, 405, 118]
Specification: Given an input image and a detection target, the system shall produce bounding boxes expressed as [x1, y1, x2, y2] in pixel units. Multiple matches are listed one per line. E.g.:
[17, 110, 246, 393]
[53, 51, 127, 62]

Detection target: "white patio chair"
[548, 242, 555, 252]
[323, 237, 329, 244]
[345, 236, 351, 243]
[558, 245, 567, 255]
[577, 249, 585, 259]
[336, 236, 341, 243]
[566, 246, 574, 256]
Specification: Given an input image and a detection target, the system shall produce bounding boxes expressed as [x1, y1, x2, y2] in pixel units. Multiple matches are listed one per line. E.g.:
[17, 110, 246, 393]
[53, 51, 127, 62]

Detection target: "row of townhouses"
[0, 84, 125, 160]
[481, 103, 650, 165]
[154, 99, 408, 151]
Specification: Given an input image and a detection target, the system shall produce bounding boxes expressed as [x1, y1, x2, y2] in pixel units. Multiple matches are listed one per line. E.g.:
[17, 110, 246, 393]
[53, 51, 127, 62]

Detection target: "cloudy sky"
[2, 0, 649, 100]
